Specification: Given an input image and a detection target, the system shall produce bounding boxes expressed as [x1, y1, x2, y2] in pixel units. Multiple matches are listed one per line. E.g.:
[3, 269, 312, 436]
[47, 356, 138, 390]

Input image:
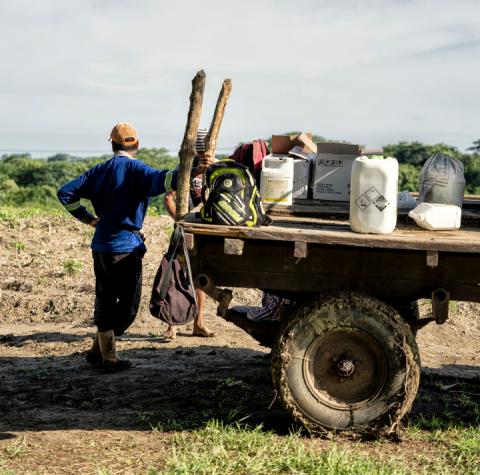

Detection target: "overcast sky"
[0, 0, 479, 156]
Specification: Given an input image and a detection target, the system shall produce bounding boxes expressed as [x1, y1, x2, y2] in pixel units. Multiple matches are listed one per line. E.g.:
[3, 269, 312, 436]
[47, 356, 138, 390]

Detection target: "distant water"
[0, 149, 109, 159]
[0, 147, 234, 159]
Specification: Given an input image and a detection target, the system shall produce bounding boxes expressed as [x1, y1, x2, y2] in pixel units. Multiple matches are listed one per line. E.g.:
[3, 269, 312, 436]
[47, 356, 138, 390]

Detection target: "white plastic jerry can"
[408, 202, 461, 230]
[260, 155, 294, 206]
[350, 156, 399, 234]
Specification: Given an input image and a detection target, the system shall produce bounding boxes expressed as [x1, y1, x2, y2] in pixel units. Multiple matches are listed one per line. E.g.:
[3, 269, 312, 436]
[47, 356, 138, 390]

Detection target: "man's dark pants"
[92, 249, 144, 336]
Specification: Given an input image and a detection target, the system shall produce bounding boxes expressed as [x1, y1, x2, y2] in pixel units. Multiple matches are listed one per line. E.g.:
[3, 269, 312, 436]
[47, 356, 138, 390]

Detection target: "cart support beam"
[426, 251, 439, 268]
[294, 241, 308, 259]
[432, 288, 450, 324]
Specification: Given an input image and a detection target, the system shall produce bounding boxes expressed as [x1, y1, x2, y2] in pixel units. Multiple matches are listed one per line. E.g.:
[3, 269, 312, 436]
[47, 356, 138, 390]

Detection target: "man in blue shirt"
[58, 122, 212, 372]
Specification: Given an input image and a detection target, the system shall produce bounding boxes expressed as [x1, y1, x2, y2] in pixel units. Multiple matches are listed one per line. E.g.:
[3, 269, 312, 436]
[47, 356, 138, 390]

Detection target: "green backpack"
[200, 160, 270, 227]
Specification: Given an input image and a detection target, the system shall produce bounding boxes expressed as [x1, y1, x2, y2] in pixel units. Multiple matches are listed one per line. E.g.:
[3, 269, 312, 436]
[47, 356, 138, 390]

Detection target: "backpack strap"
[158, 226, 182, 300]
[180, 226, 198, 306]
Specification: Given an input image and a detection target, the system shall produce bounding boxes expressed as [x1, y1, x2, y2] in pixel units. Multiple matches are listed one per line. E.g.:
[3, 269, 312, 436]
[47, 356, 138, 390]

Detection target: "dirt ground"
[0, 215, 479, 473]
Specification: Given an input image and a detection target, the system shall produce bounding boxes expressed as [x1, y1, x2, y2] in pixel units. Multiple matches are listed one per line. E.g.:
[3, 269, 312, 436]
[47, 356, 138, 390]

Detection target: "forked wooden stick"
[204, 79, 232, 155]
[176, 70, 206, 220]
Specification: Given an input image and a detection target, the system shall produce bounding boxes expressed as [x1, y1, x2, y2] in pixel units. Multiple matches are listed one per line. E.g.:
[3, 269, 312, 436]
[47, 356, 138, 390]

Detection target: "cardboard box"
[271, 135, 297, 154]
[297, 133, 317, 154]
[293, 158, 311, 199]
[271, 133, 317, 154]
[312, 142, 361, 201]
[361, 147, 384, 156]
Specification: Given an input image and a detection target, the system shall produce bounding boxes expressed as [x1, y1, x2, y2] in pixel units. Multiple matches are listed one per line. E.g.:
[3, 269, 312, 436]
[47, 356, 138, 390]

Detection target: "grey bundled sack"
[418, 153, 465, 207]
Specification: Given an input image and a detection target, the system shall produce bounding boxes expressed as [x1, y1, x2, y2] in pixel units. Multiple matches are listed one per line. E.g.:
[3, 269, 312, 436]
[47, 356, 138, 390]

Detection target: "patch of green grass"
[410, 388, 480, 431]
[149, 410, 201, 433]
[12, 241, 25, 253]
[458, 393, 480, 418]
[405, 423, 480, 473]
[449, 300, 459, 313]
[137, 411, 155, 425]
[0, 463, 16, 475]
[63, 258, 83, 275]
[96, 469, 112, 475]
[35, 276, 48, 286]
[2, 436, 26, 460]
[153, 420, 410, 475]
[447, 427, 480, 472]
[0, 206, 64, 230]
[81, 227, 95, 247]
[148, 331, 163, 338]
[219, 377, 245, 388]
[412, 413, 451, 431]
[0, 207, 46, 222]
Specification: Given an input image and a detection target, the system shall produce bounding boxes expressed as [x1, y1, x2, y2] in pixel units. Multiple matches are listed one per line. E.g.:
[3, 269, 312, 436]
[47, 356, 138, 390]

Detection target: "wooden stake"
[176, 70, 206, 221]
[204, 79, 232, 155]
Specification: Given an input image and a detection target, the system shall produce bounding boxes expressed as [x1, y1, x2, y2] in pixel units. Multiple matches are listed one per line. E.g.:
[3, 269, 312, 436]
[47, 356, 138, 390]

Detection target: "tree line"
[0, 148, 177, 213]
[1, 139, 479, 212]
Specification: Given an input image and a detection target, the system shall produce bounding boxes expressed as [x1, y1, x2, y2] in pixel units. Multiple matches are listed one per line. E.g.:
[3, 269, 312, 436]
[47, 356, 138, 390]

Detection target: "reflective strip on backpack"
[64, 201, 81, 212]
[209, 167, 246, 186]
[200, 206, 213, 223]
[164, 170, 175, 192]
[213, 203, 239, 225]
[246, 193, 258, 227]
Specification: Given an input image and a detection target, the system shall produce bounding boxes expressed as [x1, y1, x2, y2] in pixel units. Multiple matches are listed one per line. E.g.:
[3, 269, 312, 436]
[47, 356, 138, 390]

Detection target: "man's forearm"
[69, 207, 96, 226]
[163, 193, 176, 219]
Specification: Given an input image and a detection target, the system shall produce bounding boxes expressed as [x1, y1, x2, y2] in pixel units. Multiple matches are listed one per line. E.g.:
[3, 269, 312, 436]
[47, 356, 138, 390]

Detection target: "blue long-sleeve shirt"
[57, 154, 177, 253]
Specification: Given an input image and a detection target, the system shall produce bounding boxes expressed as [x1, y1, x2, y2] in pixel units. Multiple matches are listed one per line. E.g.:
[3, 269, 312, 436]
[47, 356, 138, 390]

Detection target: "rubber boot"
[98, 329, 132, 373]
[85, 332, 102, 365]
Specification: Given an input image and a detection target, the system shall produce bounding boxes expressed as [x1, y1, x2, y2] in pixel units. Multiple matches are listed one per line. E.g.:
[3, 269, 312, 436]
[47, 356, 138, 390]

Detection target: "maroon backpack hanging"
[229, 139, 270, 184]
[149, 226, 198, 326]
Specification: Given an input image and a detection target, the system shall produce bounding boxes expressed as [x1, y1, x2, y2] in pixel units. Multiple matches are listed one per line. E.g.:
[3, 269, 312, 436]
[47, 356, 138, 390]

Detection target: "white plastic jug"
[260, 155, 294, 206]
[408, 202, 461, 230]
[350, 156, 399, 234]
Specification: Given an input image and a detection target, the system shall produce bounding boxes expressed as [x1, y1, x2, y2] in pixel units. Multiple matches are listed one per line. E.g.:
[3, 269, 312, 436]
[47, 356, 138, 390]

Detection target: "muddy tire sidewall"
[272, 292, 420, 433]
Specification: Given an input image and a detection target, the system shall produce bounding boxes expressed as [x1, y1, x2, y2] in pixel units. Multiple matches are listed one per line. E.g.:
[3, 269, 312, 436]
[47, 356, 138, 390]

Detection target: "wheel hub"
[303, 328, 387, 410]
[336, 358, 356, 377]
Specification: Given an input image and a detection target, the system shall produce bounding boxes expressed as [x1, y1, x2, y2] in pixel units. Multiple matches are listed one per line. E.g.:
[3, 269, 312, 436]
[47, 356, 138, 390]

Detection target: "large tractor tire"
[271, 293, 420, 434]
[384, 299, 421, 336]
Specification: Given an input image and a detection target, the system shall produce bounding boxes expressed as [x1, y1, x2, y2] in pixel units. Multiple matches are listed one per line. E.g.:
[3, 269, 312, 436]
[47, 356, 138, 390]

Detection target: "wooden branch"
[176, 70, 206, 220]
[204, 79, 232, 155]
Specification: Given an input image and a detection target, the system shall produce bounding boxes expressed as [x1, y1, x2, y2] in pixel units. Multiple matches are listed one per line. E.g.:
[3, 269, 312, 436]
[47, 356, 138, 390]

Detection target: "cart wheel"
[271, 292, 420, 433]
[384, 299, 420, 336]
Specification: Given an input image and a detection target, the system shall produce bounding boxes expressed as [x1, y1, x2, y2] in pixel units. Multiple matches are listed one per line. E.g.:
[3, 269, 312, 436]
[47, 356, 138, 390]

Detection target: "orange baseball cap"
[109, 122, 139, 146]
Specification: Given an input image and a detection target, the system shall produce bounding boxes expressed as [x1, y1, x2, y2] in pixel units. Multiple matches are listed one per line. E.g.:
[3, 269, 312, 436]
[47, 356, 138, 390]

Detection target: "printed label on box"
[318, 159, 344, 167]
